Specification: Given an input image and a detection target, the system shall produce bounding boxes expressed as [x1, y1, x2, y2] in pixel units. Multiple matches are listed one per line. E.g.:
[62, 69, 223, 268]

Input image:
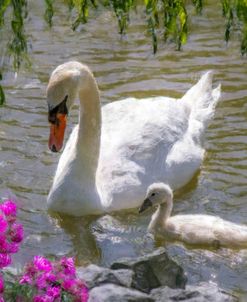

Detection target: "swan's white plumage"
[142, 183, 247, 248]
[47, 62, 221, 216]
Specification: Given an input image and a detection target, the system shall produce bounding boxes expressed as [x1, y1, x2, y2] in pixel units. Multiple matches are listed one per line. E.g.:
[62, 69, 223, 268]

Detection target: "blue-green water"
[0, 1, 247, 298]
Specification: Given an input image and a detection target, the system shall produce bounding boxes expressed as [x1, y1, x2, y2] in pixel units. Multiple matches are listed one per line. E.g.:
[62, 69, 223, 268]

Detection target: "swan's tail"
[181, 71, 221, 143]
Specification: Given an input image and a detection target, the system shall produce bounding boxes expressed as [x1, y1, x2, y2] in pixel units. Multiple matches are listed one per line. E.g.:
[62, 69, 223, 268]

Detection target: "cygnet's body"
[140, 183, 247, 248]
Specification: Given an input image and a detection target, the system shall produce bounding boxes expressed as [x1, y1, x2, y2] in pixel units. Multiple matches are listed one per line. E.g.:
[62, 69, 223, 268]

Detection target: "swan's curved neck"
[76, 73, 101, 178]
[148, 197, 173, 232]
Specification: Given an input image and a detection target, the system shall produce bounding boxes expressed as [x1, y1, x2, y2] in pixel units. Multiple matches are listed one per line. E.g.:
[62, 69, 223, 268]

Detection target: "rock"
[111, 247, 187, 293]
[77, 264, 133, 289]
[151, 282, 239, 302]
[76, 249, 237, 302]
[88, 284, 154, 302]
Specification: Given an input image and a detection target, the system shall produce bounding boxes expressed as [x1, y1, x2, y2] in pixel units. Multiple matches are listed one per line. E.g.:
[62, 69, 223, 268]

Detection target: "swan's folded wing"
[98, 97, 189, 210]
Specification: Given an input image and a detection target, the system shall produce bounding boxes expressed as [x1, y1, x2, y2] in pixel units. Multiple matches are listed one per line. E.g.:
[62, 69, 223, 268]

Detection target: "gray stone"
[88, 284, 154, 302]
[111, 247, 187, 293]
[151, 282, 239, 302]
[77, 264, 134, 289]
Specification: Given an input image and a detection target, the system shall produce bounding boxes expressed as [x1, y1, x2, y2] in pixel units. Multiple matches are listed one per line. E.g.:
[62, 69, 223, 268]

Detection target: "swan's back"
[166, 215, 247, 248]
[98, 97, 191, 209]
[98, 72, 220, 211]
[101, 97, 188, 165]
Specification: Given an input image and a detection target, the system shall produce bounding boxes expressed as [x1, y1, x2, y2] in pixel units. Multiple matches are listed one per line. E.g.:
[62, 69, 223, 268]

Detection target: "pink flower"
[33, 256, 52, 272]
[80, 286, 89, 302]
[9, 223, 24, 243]
[0, 253, 11, 269]
[24, 262, 38, 277]
[0, 273, 4, 293]
[62, 278, 76, 291]
[43, 272, 57, 284]
[0, 296, 4, 302]
[35, 273, 51, 290]
[19, 274, 32, 285]
[0, 200, 17, 216]
[6, 242, 19, 254]
[5, 215, 16, 224]
[73, 281, 89, 302]
[0, 216, 7, 233]
[33, 295, 53, 302]
[18, 254, 89, 302]
[60, 257, 76, 276]
[54, 271, 65, 282]
[0, 236, 8, 253]
[47, 286, 61, 298]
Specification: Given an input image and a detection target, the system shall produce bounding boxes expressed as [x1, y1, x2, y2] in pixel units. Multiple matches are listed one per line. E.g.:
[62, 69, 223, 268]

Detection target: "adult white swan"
[139, 183, 247, 248]
[46, 61, 221, 216]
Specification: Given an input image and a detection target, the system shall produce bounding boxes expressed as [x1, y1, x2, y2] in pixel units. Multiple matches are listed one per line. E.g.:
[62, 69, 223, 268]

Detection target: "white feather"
[144, 183, 247, 248]
[47, 62, 221, 216]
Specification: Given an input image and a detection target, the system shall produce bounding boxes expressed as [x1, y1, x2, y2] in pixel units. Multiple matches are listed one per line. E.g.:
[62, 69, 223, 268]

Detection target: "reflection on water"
[56, 215, 101, 266]
[91, 212, 155, 267]
[0, 0, 247, 297]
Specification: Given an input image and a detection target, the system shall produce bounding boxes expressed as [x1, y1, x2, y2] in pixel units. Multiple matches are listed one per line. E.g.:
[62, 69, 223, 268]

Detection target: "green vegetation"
[0, 0, 247, 105]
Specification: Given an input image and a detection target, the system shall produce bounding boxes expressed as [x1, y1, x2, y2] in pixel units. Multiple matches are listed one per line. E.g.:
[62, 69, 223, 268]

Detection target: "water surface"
[0, 0, 247, 298]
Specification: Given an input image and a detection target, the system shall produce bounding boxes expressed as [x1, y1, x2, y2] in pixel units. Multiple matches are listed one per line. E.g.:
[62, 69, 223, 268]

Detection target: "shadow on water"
[51, 213, 101, 266]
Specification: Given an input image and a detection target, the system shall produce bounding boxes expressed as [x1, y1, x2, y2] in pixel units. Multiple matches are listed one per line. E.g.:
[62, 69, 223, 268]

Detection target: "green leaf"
[7, 0, 29, 70]
[64, 0, 75, 11]
[0, 0, 11, 27]
[110, 0, 134, 34]
[0, 86, 5, 106]
[192, 0, 203, 14]
[72, 0, 89, 30]
[44, 0, 54, 27]
[241, 24, 247, 55]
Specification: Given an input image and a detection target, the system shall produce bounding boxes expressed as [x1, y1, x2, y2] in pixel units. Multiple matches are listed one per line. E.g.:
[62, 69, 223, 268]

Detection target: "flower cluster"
[0, 199, 89, 301]
[0, 200, 24, 300]
[19, 256, 89, 302]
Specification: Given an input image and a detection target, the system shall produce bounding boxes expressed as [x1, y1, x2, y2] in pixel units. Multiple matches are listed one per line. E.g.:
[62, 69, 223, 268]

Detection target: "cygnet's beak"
[139, 198, 152, 213]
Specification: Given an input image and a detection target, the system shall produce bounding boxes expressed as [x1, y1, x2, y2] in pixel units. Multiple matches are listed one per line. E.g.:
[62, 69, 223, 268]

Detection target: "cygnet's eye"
[151, 193, 156, 197]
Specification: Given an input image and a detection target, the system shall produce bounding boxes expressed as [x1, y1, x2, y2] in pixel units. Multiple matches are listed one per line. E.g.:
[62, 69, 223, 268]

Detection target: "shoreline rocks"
[77, 247, 238, 302]
[110, 247, 187, 293]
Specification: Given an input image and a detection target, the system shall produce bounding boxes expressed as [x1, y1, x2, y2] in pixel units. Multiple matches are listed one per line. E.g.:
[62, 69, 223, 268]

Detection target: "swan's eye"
[48, 95, 68, 124]
[151, 193, 156, 197]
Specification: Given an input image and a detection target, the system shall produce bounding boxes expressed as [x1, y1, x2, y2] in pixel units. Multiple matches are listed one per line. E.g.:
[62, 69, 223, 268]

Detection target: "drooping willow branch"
[0, 0, 29, 105]
[1, 0, 247, 105]
[223, 0, 247, 55]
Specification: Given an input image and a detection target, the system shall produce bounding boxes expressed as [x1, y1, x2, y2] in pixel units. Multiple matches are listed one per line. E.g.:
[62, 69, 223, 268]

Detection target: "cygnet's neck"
[148, 197, 173, 232]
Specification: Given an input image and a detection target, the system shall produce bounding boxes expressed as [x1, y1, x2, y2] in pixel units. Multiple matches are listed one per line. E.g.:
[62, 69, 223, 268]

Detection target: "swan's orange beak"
[48, 113, 67, 152]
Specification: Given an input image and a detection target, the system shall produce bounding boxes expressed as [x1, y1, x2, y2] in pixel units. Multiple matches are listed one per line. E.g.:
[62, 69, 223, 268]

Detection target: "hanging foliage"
[222, 0, 247, 54]
[1, 0, 247, 105]
[192, 0, 203, 14]
[236, 0, 247, 55]
[162, 0, 188, 51]
[44, 0, 54, 27]
[8, 0, 29, 70]
[72, 0, 97, 30]
[109, 0, 135, 34]
[0, 0, 29, 105]
[0, 0, 11, 27]
[0, 71, 5, 106]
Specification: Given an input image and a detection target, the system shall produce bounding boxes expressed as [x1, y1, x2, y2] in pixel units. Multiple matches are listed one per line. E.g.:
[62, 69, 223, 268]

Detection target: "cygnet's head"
[139, 183, 173, 213]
